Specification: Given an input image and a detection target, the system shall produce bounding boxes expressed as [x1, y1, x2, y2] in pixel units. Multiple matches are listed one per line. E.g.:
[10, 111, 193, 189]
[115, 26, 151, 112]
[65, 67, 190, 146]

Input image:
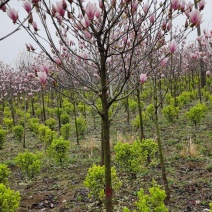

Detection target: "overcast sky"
[0, 1, 212, 66]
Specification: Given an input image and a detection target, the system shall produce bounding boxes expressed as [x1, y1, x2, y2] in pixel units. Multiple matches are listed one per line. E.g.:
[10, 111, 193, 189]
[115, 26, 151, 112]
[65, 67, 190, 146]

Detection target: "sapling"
[3, 118, 13, 131]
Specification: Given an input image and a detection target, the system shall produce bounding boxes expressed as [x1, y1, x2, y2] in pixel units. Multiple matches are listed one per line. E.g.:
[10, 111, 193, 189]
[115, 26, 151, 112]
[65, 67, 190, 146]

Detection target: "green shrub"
[60, 113, 70, 125]
[145, 104, 155, 120]
[3, 118, 13, 130]
[131, 112, 148, 130]
[76, 115, 87, 136]
[0, 129, 7, 150]
[0, 183, 21, 212]
[128, 99, 138, 113]
[38, 124, 56, 145]
[84, 164, 122, 203]
[47, 137, 70, 166]
[0, 164, 11, 185]
[28, 118, 39, 134]
[45, 118, 57, 130]
[35, 108, 42, 117]
[186, 103, 207, 126]
[209, 202, 212, 212]
[60, 123, 71, 140]
[162, 105, 179, 123]
[15, 150, 42, 179]
[12, 125, 24, 142]
[124, 181, 168, 212]
[114, 139, 158, 178]
[3, 107, 11, 118]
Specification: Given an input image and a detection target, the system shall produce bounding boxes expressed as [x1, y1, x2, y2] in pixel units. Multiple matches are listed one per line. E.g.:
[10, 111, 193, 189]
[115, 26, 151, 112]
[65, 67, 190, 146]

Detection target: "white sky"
[0, 1, 212, 66]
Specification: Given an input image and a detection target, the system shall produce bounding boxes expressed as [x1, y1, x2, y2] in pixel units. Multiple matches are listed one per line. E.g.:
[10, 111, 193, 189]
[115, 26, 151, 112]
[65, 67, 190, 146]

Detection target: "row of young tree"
[0, 0, 211, 210]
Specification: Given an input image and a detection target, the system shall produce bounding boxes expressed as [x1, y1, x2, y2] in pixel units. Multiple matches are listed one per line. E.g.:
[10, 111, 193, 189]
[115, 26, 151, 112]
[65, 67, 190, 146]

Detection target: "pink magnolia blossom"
[41, 63, 49, 74]
[149, 14, 155, 24]
[23, 1, 31, 13]
[0, 4, 6, 12]
[54, 57, 61, 65]
[7, 8, 19, 24]
[169, 41, 177, 54]
[83, 14, 90, 27]
[160, 58, 169, 67]
[37, 71, 47, 85]
[189, 9, 202, 27]
[56, 1, 65, 17]
[32, 21, 38, 31]
[85, 2, 97, 20]
[143, 3, 149, 14]
[139, 73, 147, 84]
[198, 0, 206, 11]
[171, 0, 180, 10]
[206, 71, 211, 77]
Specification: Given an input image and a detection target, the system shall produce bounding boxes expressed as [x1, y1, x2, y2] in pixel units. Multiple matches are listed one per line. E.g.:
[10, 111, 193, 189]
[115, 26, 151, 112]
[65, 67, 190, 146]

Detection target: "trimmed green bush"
[45, 118, 57, 130]
[47, 137, 70, 166]
[60, 113, 70, 125]
[76, 115, 87, 136]
[186, 103, 207, 126]
[12, 125, 24, 142]
[84, 164, 122, 203]
[114, 139, 158, 178]
[124, 181, 168, 212]
[3, 118, 13, 130]
[0, 183, 21, 212]
[60, 123, 71, 140]
[0, 164, 11, 185]
[15, 151, 42, 179]
[162, 105, 179, 123]
[0, 129, 7, 150]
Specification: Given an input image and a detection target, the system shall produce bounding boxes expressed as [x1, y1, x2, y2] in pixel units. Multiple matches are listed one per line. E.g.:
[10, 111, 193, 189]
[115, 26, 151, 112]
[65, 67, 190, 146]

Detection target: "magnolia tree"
[1, 0, 206, 210]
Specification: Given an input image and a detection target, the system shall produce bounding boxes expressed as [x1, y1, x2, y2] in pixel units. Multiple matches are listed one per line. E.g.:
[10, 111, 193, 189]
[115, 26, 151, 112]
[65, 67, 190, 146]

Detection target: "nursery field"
[0, 89, 212, 212]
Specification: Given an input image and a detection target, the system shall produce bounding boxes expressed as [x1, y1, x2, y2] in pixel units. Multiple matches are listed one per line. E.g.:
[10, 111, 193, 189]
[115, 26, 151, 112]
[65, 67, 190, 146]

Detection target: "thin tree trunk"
[136, 88, 144, 142]
[73, 101, 79, 145]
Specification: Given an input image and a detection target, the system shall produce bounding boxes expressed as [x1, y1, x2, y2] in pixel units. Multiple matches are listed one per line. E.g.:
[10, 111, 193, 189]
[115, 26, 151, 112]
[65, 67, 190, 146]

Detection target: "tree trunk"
[155, 107, 170, 204]
[136, 88, 144, 142]
[73, 101, 79, 145]
[100, 121, 104, 166]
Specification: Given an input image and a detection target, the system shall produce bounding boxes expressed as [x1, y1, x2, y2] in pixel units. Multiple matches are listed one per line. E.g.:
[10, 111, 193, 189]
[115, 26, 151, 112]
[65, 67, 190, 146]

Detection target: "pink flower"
[143, 3, 149, 14]
[189, 9, 202, 27]
[7, 8, 19, 24]
[23, 1, 31, 13]
[54, 57, 61, 65]
[171, 0, 180, 10]
[32, 21, 38, 31]
[160, 58, 169, 67]
[140, 73, 147, 84]
[83, 14, 90, 27]
[198, 0, 206, 11]
[149, 14, 155, 24]
[0, 4, 7, 12]
[56, 1, 65, 17]
[41, 63, 49, 74]
[169, 41, 177, 54]
[37, 71, 47, 85]
[85, 2, 97, 20]
[206, 71, 211, 77]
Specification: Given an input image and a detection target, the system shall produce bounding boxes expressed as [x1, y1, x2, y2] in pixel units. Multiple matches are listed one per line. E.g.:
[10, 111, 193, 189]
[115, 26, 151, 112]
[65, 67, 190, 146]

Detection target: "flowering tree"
[1, 0, 207, 210]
